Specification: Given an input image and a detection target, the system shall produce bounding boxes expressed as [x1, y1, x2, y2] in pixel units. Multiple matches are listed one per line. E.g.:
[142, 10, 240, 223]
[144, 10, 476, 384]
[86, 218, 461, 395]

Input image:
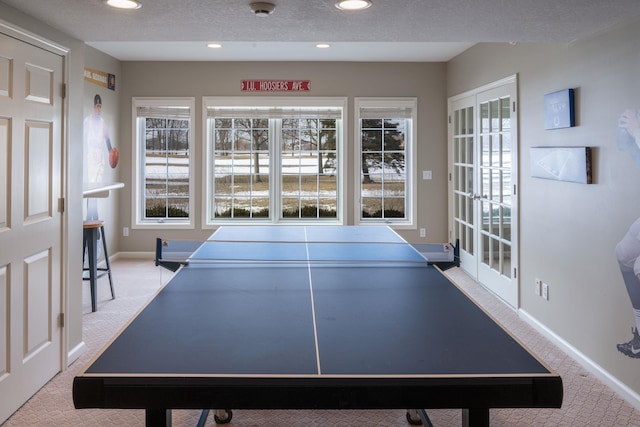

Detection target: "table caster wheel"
[214, 409, 233, 424]
[406, 409, 423, 425]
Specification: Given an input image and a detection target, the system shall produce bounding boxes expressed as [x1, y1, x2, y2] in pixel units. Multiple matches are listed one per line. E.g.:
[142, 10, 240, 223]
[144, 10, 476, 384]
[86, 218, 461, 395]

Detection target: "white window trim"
[201, 96, 348, 228]
[131, 97, 196, 230]
[354, 97, 417, 229]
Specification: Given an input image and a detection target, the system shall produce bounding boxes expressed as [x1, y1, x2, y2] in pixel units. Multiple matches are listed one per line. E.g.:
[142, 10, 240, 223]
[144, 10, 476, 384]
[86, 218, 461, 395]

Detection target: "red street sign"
[241, 80, 310, 92]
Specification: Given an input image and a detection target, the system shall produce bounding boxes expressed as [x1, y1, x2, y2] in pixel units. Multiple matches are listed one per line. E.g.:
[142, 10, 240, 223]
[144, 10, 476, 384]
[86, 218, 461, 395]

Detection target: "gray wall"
[447, 20, 640, 401]
[115, 61, 449, 252]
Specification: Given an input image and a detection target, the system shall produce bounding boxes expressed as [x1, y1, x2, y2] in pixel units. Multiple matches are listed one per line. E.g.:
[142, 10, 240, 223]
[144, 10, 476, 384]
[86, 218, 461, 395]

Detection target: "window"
[204, 97, 346, 224]
[355, 98, 417, 226]
[133, 98, 194, 227]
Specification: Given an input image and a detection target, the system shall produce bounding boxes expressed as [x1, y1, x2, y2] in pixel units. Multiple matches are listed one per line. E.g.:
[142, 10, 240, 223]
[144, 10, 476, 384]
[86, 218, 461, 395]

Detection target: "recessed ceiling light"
[104, 0, 142, 10]
[335, 0, 371, 11]
[315, 43, 331, 49]
[207, 43, 223, 49]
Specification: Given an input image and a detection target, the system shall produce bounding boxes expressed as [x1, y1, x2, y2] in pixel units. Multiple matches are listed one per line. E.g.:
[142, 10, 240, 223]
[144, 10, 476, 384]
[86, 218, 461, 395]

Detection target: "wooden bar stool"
[82, 220, 115, 312]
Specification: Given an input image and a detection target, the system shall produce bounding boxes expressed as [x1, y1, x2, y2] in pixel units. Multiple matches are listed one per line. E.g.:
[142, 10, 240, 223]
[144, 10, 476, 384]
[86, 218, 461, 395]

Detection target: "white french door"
[450, 95, 477, 277]
[449, 77, 519, 308]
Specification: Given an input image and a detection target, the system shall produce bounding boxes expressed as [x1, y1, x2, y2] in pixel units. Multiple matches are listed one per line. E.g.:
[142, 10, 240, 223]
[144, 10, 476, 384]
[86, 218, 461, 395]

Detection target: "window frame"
[354, 97, 417, 228]
[202, 96, 347, 227]
[132, 97, 196, 229]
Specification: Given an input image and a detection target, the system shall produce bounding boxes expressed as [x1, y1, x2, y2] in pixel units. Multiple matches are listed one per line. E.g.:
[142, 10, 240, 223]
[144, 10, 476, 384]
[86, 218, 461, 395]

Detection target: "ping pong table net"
[154, 237, 430, 272]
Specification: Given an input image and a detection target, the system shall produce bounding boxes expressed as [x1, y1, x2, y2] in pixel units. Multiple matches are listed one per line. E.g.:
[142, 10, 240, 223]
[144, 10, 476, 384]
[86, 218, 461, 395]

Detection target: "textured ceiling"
[2, 0, 640, 61]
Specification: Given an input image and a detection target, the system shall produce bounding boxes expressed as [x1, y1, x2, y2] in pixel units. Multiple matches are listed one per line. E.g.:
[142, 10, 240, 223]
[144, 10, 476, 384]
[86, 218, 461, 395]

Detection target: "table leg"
[462, 408, 489, 427]
[146, 408, 171, 426]
[406, 409, 433, 426]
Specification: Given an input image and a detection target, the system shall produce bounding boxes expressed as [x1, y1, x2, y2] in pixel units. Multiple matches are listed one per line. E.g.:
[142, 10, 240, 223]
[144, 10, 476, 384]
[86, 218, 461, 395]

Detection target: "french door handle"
[468, 192, 482, 200]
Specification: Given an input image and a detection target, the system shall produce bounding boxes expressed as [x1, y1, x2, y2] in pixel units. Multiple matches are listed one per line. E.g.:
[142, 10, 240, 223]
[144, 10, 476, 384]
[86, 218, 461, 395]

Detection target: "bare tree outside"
[360, 118, 406, 219]
[144, 116, 190, 218]
[210, 113, 338, 220]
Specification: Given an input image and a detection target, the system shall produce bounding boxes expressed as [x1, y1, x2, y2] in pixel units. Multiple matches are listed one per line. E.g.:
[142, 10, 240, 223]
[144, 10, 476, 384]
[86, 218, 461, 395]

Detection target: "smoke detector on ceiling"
[250, 2, 275, 17]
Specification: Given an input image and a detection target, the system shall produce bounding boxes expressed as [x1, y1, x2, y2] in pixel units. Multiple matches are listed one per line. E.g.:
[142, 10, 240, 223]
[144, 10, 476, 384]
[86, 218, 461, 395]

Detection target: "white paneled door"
[0, 32, 64, 423]
[449, 77, 519, 308]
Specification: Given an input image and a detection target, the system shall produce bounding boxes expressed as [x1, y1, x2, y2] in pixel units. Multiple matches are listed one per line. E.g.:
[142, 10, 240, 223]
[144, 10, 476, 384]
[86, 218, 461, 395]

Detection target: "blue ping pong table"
[73, 225, 562, 426]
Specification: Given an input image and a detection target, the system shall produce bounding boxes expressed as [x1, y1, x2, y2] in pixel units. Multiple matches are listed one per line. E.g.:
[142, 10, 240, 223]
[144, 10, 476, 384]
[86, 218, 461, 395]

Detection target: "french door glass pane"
[481, 103, 489, 132]
[491, 237, 500, 270]
[481, 200, 491, 233]
[502, 170, 512, 205]
[492, 170, 501, 203]
[501, 242, 512, 276]
[502, 206, 512, 241]
[490, 100, 500, 131]
[501, 97, 511, 130]
[465, 165, 473, 194]
[466, 194, 473, 223]
[462, 138, 467, 161]
[502, 134, 512, 168]
[482, 234, 490, 266]
[482, 168, 490, 200]
[482, 135, 490, 166]
[491, 135, 500, 167]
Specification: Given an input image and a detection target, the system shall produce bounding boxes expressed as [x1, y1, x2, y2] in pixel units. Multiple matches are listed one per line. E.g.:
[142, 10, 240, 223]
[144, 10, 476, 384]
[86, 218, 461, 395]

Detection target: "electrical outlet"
[419, 228, 426, 237]
[535, 278, 541, 296]
[123, 227, 129, 237]
[542, 282, 549, 301]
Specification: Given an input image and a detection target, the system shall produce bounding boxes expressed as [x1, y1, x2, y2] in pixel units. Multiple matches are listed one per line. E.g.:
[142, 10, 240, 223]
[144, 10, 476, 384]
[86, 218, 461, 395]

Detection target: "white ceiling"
[2, 0, 640, 62]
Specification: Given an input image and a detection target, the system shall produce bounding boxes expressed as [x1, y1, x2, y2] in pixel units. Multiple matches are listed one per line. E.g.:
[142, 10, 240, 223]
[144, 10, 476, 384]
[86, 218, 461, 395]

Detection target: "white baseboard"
[110, 251, 155, 260]
[67, 341, 86, 367]
[519, 309, 640, 412]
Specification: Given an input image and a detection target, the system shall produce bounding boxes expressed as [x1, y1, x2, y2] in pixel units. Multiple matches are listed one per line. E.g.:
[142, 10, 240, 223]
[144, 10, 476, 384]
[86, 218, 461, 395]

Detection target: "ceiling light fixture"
[104, 0, 142, 10]
[315, 43, 331, 49]
[207, 43, 223, 49]
[335, 0, 371, 11]
[250, 2, 276, 17]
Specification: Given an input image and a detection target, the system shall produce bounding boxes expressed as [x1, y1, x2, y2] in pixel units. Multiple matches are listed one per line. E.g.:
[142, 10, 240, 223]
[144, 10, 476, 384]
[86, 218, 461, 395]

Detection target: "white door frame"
[1, 16, 70, 368]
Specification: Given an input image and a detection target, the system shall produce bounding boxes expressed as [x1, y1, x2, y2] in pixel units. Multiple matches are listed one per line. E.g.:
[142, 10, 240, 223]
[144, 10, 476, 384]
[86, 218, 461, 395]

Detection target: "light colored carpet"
[4, 258, 640, 426]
